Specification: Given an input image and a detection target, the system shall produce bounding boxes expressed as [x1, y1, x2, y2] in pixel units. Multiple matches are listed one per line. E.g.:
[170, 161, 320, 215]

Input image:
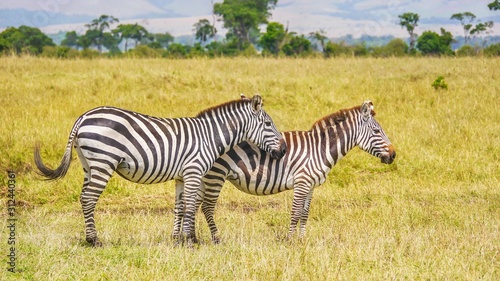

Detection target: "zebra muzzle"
[381, 145, 396, 164]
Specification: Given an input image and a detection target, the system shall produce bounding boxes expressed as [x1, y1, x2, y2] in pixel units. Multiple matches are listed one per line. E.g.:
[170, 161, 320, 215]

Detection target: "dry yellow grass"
[0, 56, 499, 280]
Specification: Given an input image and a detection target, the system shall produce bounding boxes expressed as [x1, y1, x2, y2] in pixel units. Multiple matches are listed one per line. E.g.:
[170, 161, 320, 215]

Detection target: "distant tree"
[0, 26, 55, 55]
[128, 24, 148, 48]
[61, 31, 80, 50]
[438, 28, 454, 54]
[78, 35, 92, 50]
[450, 12, 476, 45]
[193, 19, 216, 45]
[101, 32, 120, 54]
[282, 34, 312, 57]
[152, 32, 174, 49]
[85, 14, 119, 53]
[488, 0, 500, 10]
[371, 38, 408, 57]
[166, 43, 188, 58]
[259, 22, 286, 55]
[324, 41, 351, 57]
[0, 37, 7, 53]
[113, 24, 139, 51]
[83, 29, 100, 51]
[308, 29, 328, 53]
[470, 21, 494, 37]
[471, 21, 494, 47]
[416, 28, 454, 56]
[214, 0, 278, 50]
[398, 12, 419, 52]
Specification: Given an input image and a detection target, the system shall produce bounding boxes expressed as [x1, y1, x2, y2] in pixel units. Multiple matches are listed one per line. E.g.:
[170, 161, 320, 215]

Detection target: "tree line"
[1, 0, 499, 58]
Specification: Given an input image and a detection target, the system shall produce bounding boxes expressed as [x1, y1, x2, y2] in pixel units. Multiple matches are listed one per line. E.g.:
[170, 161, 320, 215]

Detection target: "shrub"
[456, 45, 476, 56]
[42, 46, 71, 58]
[126, 45, 161, 58]
[371, 39, 409, 57]
[432, 76, 448, 90]
[483, 43, 500, 56]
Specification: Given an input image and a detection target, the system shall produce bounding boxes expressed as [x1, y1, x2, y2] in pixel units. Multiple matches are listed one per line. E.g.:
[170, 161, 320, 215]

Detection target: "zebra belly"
[115, 155, 186, 184]
[227, 162, 295, 195]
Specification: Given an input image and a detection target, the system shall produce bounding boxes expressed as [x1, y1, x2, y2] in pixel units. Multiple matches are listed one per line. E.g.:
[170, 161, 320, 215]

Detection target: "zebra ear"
[251, 95, 263, 112]
[240, 93, 249, 100]
[361, 100, 374, 118]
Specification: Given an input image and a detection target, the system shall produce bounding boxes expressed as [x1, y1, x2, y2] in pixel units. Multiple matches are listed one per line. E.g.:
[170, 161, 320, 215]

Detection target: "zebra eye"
[373, 128, 380, 134]
[264, 121, 272, 126]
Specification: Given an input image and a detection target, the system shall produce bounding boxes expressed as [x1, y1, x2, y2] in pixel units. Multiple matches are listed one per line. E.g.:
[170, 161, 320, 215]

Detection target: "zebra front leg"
[298, 188, 315, 239]
[201, 185, 223, 244]
[288, 183, 310, 239]
[80, 166, 114, 247]
[172, 180, 184, 245]
[181, 176, 204, 246]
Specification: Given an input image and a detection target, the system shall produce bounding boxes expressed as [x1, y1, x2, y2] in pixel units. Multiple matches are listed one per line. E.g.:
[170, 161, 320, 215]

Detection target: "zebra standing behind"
[197, 99, 396, 242]
[34, 95, 287, 246]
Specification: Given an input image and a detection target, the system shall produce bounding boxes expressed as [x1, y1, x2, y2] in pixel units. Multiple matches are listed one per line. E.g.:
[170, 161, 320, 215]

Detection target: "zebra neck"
[313, 114, 359, 168]
[200, 110, 246, 157]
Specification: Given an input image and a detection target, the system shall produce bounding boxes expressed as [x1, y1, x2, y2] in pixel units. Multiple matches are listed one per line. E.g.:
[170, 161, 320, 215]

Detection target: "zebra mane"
[311, 105, 376, 131]
[195, 99, 250, 118]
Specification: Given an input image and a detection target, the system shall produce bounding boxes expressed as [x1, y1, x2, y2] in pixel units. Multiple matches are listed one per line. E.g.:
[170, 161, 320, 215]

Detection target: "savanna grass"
[0, 56, 499, 280]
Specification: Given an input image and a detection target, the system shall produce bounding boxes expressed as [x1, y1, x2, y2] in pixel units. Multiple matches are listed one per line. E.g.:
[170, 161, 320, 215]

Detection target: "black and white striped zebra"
[196, 100, 395, 242]
[34, 95, 287, 246]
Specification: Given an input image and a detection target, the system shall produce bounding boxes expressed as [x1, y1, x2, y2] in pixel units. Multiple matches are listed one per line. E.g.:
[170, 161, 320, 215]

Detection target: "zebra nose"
[388, 145, 396, 160]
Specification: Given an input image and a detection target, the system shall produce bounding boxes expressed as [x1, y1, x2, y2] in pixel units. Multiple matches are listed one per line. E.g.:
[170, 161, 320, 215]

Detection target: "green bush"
[483, 43, 500, 56]
[41, 46, 72, 58]
[456, 45, 476, 57]
[126, 45, 161, 58]
[324, 41, 351, 57]
[371, 39, 409, 57]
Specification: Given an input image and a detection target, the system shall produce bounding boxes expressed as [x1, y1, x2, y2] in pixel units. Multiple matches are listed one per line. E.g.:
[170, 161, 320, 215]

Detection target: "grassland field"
[0, 57, 499, 280]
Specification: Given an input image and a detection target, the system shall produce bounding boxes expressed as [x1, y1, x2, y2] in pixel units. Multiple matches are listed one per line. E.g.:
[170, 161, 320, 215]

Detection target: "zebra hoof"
[86, 237, 102, 247]
[212, 236, 221, 244]
[191, 235, 199, 245]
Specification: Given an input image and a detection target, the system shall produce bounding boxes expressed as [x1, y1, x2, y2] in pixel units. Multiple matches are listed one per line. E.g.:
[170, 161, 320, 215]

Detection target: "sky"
[0, 0, 499, 39]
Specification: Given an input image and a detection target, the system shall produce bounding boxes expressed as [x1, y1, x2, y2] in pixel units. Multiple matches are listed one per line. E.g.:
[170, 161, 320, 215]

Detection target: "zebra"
[34, 95, 287, 246]
[194, 99, 396, 242]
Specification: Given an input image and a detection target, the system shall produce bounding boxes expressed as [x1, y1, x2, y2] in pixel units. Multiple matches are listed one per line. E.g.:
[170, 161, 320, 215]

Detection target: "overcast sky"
[0, 0, 499, 38]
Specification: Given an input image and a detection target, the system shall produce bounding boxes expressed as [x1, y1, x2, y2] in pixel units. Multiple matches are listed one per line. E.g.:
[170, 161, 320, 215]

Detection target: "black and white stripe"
[197, 101, 396, 242]
[35, 95, 286, 246]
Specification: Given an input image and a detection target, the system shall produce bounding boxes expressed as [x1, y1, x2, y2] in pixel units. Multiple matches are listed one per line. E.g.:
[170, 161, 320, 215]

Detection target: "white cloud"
[0, 0, 164, 17]
[2, 0, 499, 38]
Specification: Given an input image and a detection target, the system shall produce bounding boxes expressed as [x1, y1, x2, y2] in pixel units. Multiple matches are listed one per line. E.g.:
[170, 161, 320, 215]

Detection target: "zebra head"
[242, 94, 287, 159]
[356, 101, 396, 164]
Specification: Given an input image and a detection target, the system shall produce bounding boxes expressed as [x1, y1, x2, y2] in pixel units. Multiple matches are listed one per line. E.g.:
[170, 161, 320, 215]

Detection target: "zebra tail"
[34, 116, 83, 180]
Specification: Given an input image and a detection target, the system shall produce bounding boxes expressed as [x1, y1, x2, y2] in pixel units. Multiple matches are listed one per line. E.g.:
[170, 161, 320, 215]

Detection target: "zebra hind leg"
[172, 180, 201, 245]
[79, 161, 115, 247]
[181, 176, 204, 246]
